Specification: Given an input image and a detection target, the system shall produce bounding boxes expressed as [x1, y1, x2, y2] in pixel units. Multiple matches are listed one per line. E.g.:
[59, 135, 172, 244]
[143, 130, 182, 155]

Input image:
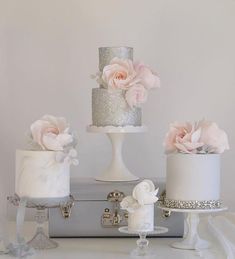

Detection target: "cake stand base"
[27, 208, 58, 249]
[27, 227, 58, 250]
[119, 226, 168, 257]
[8, 195, 74, 250]
[158, 206, 227, 250]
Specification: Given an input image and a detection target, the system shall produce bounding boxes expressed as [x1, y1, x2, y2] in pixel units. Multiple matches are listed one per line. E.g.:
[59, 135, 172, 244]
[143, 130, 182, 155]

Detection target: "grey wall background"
[0, 0, 235, 218]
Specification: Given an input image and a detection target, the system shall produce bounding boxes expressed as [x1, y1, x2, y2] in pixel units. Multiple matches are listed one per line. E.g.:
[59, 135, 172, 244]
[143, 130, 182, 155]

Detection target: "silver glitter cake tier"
[92, 88, 142, 127]
[99, 47, 133, 72]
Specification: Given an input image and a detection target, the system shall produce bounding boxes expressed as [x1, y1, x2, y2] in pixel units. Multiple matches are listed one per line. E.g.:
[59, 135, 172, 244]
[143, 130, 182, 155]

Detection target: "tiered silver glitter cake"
[92, 47, 142, 127]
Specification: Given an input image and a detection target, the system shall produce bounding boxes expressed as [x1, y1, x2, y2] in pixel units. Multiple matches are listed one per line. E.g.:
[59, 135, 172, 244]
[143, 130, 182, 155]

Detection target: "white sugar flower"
[120, 196, 140, 213]
[132, 180, 159, 205]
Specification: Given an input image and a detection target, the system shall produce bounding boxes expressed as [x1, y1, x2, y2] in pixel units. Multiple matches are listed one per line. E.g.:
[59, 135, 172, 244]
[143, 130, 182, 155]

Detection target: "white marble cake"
[128, 204, 154, 232]
[15, 150, 70, 198]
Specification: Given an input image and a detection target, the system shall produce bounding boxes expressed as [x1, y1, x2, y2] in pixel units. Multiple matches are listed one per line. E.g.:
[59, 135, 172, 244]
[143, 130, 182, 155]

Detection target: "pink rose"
[102, 57, 137, 90]
[30, 115, 73, 151]
[125, 84, 148, 109]
[164, 120, 229, 154]
[197, 120, 229, 154]
[134, 62, 160, 89]
[164, 122, 204, 154]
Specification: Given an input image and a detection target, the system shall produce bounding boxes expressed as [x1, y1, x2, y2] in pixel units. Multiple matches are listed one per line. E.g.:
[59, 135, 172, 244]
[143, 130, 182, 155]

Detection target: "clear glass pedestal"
[27, 208, 58, 249]
[8, 194, 74, 250]
[119, 226, 168, 257]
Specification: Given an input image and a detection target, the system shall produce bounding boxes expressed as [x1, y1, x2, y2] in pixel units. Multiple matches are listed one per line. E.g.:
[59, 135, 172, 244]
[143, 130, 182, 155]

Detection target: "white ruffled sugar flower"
[120, 179, 159, 212]
[132, 180, 159, 206]
[120, 196, 140, 213]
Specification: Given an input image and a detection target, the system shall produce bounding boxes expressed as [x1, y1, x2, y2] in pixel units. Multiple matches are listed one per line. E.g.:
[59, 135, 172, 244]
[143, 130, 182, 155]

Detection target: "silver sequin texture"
[163, 198, 222, 209]
[99, 47, 133, 71]
[92, 88, 142, 127]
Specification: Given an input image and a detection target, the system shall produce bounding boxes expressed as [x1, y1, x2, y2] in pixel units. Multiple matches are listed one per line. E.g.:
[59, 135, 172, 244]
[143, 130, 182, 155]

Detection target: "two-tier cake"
[91, 46, 160, 127]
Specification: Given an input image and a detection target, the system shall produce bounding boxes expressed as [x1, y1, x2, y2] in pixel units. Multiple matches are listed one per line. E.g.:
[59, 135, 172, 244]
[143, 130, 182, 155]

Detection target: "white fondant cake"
[166, 154, 221, 208]
[15, 150, 70, 198]
[92, 46, 142, 127]
[120, 179, 159, 232]
[128, 204, 154, 232]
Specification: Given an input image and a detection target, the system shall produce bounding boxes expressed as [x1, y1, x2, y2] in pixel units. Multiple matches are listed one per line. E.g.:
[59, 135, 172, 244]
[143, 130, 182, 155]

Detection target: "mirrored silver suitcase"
[48, 177, 184, 237]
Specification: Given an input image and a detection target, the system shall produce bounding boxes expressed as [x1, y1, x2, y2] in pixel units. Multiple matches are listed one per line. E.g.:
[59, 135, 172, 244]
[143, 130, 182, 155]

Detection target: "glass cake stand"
[87, 125, 147, 182]
[8, 194, 74, 249]
[158, 205, 227, 250]
[119, 226, 168, 257]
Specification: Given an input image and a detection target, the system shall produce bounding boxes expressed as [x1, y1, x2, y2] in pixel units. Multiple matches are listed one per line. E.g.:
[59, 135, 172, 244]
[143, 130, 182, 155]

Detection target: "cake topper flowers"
[28, 115, 78, 164]
[164, 119, 229, 154]
[120, 179, 159, 213]
[92, 57, 160, 109]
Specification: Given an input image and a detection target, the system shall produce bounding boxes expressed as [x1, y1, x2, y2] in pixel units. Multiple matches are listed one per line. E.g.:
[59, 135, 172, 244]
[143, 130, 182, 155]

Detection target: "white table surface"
[1, 218, 229, 259]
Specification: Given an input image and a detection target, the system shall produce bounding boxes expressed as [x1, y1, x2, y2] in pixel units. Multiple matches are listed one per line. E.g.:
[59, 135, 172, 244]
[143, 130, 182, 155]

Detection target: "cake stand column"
[27, 207, 58, 249]
[172, 212, 209, 250]
[119, 226, 168, 257]
[87, 125, 147, 182]
[96, 133, 139, 182]
[158, 205, 227, 250]
[8, 194, 74, 250]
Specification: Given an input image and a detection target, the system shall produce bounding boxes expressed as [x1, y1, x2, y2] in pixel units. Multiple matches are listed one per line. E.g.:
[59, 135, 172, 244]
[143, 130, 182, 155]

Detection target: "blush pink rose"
[125, 84, 148, 109]
[30, 115, 73, 151]
[197, 120, 229, 153]
[164, 122, 204, 154]
[134, 62, 160, 89]
[102, 57, 137, 90]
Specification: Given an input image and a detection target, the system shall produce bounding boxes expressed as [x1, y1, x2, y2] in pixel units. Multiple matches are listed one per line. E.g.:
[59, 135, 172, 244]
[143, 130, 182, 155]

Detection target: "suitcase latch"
[60, 195, 75, 219]
[159, 190, 172, 218]
[107, 190, 125, 202]
[101, 190, 128, 227]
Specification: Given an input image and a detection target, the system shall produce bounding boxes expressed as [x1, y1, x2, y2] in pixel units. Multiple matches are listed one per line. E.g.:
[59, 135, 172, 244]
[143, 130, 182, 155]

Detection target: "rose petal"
[191, 128, 201, 143]
[30, 120, 52, 150]
[142, 179, 155, 192]
[41, 115, 68, 133]
[125, 84, 148, 108]
[134, 62, 160, 89]
[102, 58, 137, 90]
[42, 133, 64, 151]
[133, 180, 158, 205]
[174, 143, 192, 153]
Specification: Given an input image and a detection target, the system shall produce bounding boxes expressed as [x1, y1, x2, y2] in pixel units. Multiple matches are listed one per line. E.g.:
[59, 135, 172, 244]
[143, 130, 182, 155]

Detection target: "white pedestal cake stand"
[8, 194, 74, 250]
[158, 205, 227, 250]
[119, 226, 168, 257]
[87, 125, 147, 182]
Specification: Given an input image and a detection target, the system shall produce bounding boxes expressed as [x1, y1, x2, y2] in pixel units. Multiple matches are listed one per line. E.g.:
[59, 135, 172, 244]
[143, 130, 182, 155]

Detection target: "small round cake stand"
[87, 125, 147, 182]
[158, 205, 227, 250]
[8, 194, 74, 249]
[119, 226, 168, 257]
